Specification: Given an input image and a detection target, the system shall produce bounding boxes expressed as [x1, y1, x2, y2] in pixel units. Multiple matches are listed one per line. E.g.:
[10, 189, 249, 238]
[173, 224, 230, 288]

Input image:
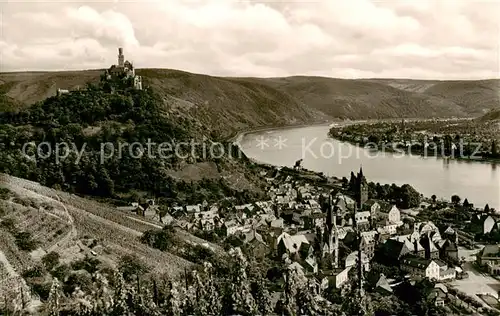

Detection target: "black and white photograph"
[0, 0, 499, 315]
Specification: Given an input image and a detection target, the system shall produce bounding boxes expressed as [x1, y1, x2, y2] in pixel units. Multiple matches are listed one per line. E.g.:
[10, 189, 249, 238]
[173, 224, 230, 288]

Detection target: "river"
[238, 124, 499, 210]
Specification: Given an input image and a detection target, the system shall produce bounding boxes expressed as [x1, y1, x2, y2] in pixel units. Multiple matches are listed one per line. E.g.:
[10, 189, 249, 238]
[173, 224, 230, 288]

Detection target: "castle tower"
[118, 47, 124, 67]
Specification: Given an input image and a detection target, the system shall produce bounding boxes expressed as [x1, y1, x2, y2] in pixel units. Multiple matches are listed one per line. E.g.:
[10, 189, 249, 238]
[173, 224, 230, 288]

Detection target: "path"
[126, 216, 163, 229]
[46, 194, 77, 253]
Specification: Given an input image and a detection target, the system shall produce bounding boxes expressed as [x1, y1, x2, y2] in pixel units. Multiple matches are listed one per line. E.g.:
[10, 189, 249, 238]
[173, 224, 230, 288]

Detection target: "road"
[47, 194, 77, 253]
[451, 262, 500, 309]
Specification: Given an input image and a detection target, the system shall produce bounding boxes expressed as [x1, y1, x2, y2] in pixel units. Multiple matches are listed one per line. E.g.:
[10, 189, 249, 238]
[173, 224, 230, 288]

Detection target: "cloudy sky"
[1, 0, 499, 79]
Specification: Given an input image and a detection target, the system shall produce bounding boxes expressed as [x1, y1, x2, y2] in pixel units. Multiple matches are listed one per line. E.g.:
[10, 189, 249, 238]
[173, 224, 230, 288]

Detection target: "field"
[0, 172, 223, 308]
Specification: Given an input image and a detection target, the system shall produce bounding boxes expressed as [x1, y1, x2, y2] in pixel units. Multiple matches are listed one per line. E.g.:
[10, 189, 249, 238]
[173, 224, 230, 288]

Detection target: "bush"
[50, 264, 71, 281]
[118, 254, 147, 282]
[141, 225, 177, 251]
[63, 271, 93, 294]
[0, 218, 16, 232]
[42, 251, 60, 270]
[0, 187, 12, 200]
[15, 231, 38, 251]
[71, 256, 101, 274]
[22, 265, 45, 278]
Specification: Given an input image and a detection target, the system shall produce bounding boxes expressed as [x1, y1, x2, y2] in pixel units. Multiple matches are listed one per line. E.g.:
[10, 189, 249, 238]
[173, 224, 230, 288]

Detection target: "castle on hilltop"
[104, 47, 142, 90]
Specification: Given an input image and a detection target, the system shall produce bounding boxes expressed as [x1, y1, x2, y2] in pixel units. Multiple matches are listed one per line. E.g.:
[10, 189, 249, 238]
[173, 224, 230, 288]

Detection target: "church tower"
[118, 47, 124, 67]
[356, 167, 368, 210]
[323, 193, 339, 267]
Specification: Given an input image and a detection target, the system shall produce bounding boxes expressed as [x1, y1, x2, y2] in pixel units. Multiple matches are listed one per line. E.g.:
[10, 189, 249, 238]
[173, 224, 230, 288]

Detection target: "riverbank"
[331, 138, 500, 165]
[228, 120, 333, 144]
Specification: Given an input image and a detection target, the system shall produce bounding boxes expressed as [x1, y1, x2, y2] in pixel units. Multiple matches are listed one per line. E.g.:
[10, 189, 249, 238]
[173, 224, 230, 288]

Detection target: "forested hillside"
[0, 75, 266, 204]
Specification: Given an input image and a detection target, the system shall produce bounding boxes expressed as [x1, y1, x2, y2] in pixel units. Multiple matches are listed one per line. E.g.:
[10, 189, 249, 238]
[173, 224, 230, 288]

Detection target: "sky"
[0, 0, 499, 79]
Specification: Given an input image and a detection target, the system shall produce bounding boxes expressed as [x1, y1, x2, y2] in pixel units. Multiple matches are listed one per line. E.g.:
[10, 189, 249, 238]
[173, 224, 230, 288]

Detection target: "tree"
[451, 195, 461, 205]
[118, 254, 146, 282]
[399, 184, 421, 209]
[349, 172, 357, 191]
[485, 204, 491, 213]
[163, 281, 182, 316]
[222, 248, 257, 315]
[492, 140, 498, 157]
[252, 278, 273, 316]
[431, 195, 437, 204]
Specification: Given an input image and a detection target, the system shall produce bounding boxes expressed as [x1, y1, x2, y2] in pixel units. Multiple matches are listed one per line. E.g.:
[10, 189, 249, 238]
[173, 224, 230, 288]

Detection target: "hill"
[477, 108, 500, 122]
[0, 75, 268, 205]
[1, 69, 499, 137]
[262, 76, 468, 119]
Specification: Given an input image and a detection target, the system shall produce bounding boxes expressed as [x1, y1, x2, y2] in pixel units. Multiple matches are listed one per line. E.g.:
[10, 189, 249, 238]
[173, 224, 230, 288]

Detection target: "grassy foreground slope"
[1, 69, 498, 137]
[0, 173, 199, 278]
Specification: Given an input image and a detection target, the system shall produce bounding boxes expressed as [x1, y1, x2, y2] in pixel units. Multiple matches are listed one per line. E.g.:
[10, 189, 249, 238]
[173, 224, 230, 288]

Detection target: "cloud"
[0, 0, 499, 79]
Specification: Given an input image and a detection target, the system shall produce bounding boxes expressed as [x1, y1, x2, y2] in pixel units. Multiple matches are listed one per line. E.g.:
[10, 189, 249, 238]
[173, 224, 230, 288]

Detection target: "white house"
[401, 257, 440, 280]
[380, 205, 401, 225]
[224, 219, 240, 236]
[277, 232, 310, 256]
[355, 211, 371, 224]
[364, 200, 381, 217]
[484, 215, 496, 234]
[332, 267, 351, 288]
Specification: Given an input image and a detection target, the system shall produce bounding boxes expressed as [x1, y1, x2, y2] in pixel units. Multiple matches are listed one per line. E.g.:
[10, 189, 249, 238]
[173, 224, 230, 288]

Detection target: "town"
[329, 119, 500, 163]
[117, 162, 500, 315]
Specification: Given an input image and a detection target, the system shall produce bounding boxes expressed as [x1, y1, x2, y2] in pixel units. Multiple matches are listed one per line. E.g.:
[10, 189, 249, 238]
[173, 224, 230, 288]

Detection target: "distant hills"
[477, 108, 500, 122]
[1, 69, 498, 137]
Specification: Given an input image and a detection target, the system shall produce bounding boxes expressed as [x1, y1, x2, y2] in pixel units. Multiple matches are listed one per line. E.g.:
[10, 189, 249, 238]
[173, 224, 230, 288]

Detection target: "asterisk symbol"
[274, 136, 288, 149]
[256, 136, 270, 150]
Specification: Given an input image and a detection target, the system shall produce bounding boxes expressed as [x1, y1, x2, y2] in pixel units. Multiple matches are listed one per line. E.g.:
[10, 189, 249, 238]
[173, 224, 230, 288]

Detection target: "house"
[379, 239, 411, 263]
[415, 221, 439, 236]
[375, 273, 393, 295]
[401, 257, 440, 280]
[360, 233, 377, 259]
[477, 244, 500, 275]
[377, 222, 399, 235]
[429, 283, 448, 307]
[303, 212, 325, 230]
[276, 232, 310, 257]
[440, 239, 459, 262]
[223, 219, 241, 236]
[304, 255, 319, 274]
[244, 230, 269, 258]
[364, 200, 381, 217]
[331, 267, 351, 289]
[437, 262, 456, 281]
[378, 204, 402, 225]
[186, 205, 202, 213]
[355, 211, 371, 231]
